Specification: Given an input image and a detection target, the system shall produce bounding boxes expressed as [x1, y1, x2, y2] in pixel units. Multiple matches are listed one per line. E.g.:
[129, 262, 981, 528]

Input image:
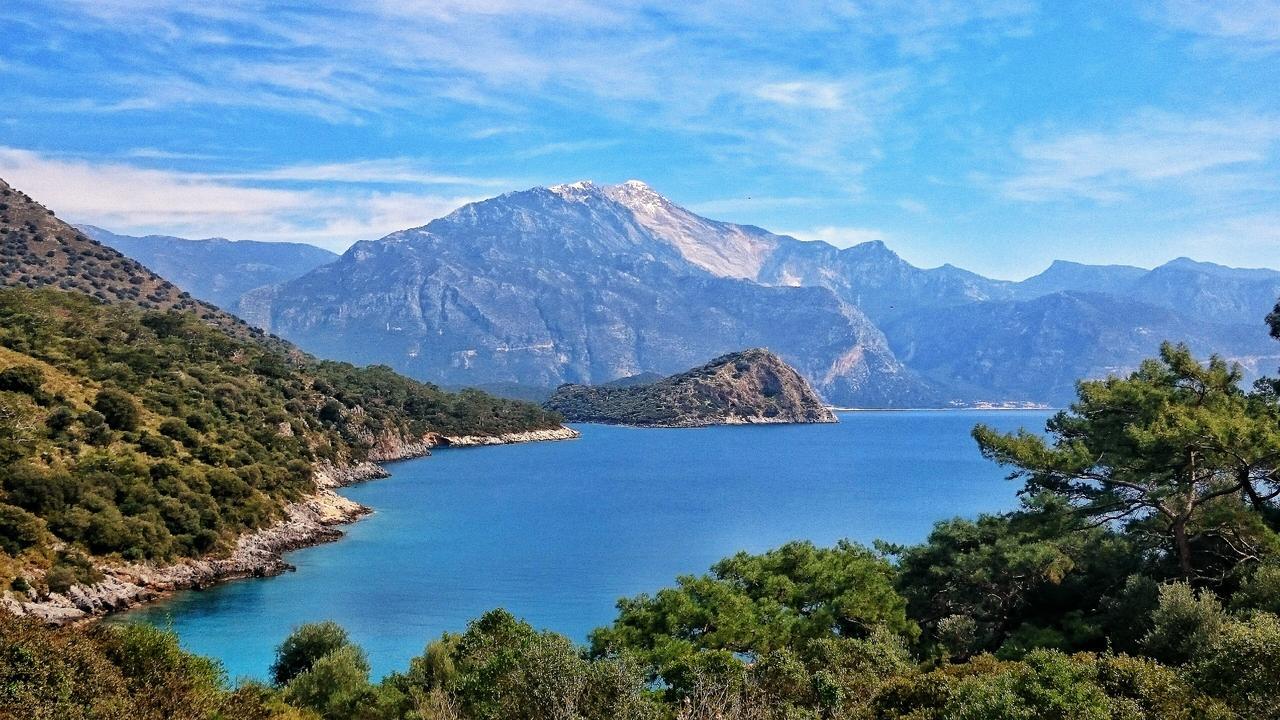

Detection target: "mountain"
[95, 178, 1280, 407]
[882, 292, 1277, 404]
[1011, 258, 1280, 327]
[77, 225, 337, 314]
[257, 182, 936, 407]
[544, 348, 837, 426]
[1, 181, 220, 316]
[587, 181, 1009, 324]
[1012, 260, 1148, 298]
[1127, 258, 1280, 326]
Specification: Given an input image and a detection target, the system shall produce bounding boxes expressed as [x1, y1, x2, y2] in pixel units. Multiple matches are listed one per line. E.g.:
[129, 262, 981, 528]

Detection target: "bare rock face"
[258, 182, 937, 408]
[544, 348, 837, 427]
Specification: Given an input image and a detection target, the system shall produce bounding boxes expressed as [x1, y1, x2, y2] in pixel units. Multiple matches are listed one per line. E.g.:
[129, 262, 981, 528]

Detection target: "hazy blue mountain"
[1127, 258, 1280, 326]
[883, 292, 1279, 405]
[78, 225, 337, 313]
[1012, 260, 1148, 298]
[119, 180, 1278, 407]
[1009, 258, 1280, 327]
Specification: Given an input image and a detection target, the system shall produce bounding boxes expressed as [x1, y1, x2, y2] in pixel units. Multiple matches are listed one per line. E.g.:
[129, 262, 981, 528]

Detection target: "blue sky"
[1, 1, 1277, 279]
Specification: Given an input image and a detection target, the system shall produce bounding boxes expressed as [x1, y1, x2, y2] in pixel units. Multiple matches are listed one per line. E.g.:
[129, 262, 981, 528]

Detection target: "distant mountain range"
[79, 180, 1280, 407]
[77, 225, 337, 316]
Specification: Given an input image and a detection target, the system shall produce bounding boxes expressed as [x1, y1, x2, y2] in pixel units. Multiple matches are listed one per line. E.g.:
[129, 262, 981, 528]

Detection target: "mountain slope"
[544, 348, 837, 426]
[87, 178, 1280, 407]
[260, 183, 937, 407]
[2, 181, 209, 314]
[78, 225, 337, 313]
[0, 178, 276, 346]
[0, 177, 570, 612]
[595, 181, 1279, 401]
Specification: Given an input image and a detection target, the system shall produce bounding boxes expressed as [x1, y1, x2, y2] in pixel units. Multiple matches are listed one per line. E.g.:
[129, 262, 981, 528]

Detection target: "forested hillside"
[0, 177, 564, 599]
[0, 289, 560, 588]
[5, 306, 1279, 719]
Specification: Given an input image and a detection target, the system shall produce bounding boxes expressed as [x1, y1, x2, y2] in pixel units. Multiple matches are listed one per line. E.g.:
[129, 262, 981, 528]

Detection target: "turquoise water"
[121, 410, 1049, 681]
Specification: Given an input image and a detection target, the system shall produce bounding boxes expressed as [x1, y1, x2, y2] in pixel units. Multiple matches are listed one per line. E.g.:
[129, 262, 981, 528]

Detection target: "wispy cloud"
[4, 0, 1041, 189]
[1001, 111, 1280, 202]
[0, 147, 483, 249]
[754, 81, 847, 110]
[513, 140, 622, 160]
[1152, 0, 1280, 55]
[1182, 211, 1280, 266]
[222, 159, 514, 187]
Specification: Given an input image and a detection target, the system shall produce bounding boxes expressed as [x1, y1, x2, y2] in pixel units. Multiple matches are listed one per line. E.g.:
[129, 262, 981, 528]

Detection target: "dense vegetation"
[0, 288, 560, 588]
[544, 349, 833, 426]
[2, 304, 1279, 718]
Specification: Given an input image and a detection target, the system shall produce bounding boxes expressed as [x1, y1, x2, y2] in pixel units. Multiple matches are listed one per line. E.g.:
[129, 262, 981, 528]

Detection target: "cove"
[120, 410, 1050, 680]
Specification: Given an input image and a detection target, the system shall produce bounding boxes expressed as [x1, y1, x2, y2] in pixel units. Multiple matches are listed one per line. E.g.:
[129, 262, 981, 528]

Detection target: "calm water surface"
[122, 410, 1049, 680]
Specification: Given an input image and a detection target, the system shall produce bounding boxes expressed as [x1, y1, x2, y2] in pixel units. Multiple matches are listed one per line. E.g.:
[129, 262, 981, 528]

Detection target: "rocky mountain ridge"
[544, 348, 838, 427]
[84, 179, 1280, 407]
[256, 182, 934, 407]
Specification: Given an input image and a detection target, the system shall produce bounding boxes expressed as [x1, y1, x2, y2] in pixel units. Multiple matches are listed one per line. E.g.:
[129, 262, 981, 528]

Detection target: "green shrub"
[0, 364, 43, 394]
[271, 621, 353, 686]
[92, 388, 140, 431]
[1190, 613, 1280, 718]
[0, 502, 44, 555]
[1142, 583, 1225, 666]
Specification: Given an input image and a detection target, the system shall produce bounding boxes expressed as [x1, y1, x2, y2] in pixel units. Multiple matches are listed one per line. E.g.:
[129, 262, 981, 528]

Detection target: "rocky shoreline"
[433, 427, 582, 447]
[1, 426, 579, 624]
[596, 414, 839, 429]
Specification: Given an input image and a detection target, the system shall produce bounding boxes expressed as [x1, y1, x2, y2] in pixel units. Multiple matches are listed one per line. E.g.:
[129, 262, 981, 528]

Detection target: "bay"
[120, 410, 1050, 680]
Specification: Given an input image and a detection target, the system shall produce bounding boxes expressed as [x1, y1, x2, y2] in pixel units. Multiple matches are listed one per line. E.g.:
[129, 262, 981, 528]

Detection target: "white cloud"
[754, 81, 847, 110]
[0, 147, 482, 249]
[1153, 0, 1280, 53]
[897, 198, 928, 214]
[1001, 112, 1280, 202]
[513, 139, 622, 160]
[783, 225, 888, 248]
[223, 159, 514, 187]
[13, 0, 1041, 188]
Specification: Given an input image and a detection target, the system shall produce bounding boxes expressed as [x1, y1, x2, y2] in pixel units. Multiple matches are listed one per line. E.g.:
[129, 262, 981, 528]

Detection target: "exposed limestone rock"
[431, 427, 582, 447]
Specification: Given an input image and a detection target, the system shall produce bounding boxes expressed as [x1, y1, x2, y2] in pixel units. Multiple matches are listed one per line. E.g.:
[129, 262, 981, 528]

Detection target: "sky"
[0, 1, 1277, 279]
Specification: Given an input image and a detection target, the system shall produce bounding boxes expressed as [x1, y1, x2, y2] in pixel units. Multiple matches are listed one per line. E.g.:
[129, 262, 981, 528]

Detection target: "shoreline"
[558, 415, 838, 429]
[1, 426, 580, 625]
[828, 406, 1055, 412]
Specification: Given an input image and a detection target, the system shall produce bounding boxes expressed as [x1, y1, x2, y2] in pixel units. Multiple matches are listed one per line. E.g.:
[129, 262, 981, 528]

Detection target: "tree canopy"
[974, 342, 1280, 578]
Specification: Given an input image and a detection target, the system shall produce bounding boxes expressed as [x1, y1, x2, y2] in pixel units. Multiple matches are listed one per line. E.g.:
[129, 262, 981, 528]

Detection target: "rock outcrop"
[544, 348, 837, 427]
[430, 427, 582, 447]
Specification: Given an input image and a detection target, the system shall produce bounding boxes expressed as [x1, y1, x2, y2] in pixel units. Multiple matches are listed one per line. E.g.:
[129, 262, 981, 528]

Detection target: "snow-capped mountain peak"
[547, 180, 601, 201]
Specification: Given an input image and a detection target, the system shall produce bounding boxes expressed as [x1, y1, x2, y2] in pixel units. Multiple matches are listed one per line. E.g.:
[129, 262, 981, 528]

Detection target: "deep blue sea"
[119, 410, 1050, 681]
